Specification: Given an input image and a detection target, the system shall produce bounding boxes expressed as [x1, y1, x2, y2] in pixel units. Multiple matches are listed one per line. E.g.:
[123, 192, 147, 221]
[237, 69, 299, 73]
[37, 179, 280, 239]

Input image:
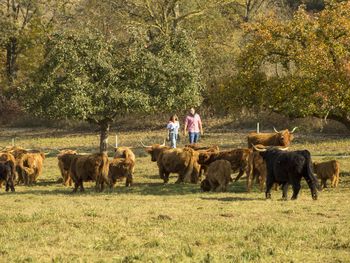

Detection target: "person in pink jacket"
[184, 108, 203, 144]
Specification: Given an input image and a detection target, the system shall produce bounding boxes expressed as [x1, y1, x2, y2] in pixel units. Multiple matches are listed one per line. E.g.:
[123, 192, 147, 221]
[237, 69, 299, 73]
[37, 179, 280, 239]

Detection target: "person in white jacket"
[167, 114, 180, 148]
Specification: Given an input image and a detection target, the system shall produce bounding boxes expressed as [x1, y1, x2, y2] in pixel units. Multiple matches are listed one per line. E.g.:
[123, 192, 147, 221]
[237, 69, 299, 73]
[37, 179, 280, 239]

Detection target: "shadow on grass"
[200, 196, 264, 202]
[1, 179, 255, 197]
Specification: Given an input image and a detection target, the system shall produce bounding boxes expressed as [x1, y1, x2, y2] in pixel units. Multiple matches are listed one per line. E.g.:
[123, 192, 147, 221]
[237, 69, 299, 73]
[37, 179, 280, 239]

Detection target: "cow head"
[198, 152, 212, 165]
[200, 179, 211, 192]
[273, 127, 297, 146]
[141, 140, 167, 162]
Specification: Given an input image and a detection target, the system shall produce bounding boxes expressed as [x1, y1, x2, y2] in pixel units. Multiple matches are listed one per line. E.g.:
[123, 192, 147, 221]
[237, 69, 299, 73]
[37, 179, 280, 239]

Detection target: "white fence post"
[257, 122, 260, 133]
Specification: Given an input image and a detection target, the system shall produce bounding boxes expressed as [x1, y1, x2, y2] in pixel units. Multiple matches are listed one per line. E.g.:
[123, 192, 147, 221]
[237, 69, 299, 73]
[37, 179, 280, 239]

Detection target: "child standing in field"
[167, 114, 180, 148]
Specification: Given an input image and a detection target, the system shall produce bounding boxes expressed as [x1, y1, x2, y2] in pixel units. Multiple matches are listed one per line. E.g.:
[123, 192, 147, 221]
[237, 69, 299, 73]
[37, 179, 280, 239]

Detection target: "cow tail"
[183, 149, 196, 183]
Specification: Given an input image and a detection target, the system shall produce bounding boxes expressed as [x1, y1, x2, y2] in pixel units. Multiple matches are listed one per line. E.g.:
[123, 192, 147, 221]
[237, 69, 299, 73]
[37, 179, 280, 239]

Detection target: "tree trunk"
[99, 121, 110, 153]
[6, 37, 18, 83]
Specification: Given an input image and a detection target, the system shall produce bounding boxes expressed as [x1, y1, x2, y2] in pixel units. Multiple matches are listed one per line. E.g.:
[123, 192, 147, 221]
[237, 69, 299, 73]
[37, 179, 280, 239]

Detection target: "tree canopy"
[1, 0, 350, 133]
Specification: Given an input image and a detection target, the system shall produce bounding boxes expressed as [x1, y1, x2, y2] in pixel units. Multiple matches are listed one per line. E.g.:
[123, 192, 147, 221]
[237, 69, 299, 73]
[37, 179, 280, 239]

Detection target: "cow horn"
[290, 127, 298, 133]
[273, 127, 279, 133]
[279, 147, 289, 151]
[252, 144, 267, 152]
[140, 140, 151, 148]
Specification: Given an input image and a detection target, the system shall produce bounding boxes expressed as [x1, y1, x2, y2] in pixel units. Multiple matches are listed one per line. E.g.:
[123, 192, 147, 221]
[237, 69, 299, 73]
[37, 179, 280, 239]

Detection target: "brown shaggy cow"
[57, 150, 78, 186]
[0, 152, 17, 187]
[247, 127, 297, 148]
[109, 157, 135, 187]
[313, 160, 340, 189]
[69, 153, 109, 192]
[201, 160, 231, 192]
[198, 148, 253, 188]
[187, 145, 220, 179]
[17, 152, 45, 185]
[144, 144, 200, 184]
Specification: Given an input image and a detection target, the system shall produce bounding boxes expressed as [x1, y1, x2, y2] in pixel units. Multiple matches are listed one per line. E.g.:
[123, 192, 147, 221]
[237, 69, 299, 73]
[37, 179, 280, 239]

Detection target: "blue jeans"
[169, 132, 177, 148]
[188, 132, 200, 144]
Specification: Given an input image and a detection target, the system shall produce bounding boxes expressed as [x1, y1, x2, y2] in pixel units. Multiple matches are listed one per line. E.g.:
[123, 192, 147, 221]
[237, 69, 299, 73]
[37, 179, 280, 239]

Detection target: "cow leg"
[163, 172, 170, 184]
[234, 169, 244, 182]
[8, 177, 15, 192]
[259, 175, 265, 192]
[159, 167, 167, 183]
[265, 179, 274, 199]
[331, 176, 336, 188]
[5, 181, 9, 192]
[282, 182, 289, 200]
[291, 181, 301, 200]
[79, 180, 85, 192]
[323, 178, 328, 189]
[303, 176, 318, 200]
[335, 175, 340, 188]
[175, 173, 184, 184]
[126, 173, 133, 187]
[73, 181, 79, 192]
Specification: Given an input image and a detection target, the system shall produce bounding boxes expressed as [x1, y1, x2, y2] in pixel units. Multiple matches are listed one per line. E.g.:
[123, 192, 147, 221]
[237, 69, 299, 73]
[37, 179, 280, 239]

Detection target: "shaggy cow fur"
[313, 160, 340, 189]
[201, 160, 231, 192]
[69, 153, 109, 192]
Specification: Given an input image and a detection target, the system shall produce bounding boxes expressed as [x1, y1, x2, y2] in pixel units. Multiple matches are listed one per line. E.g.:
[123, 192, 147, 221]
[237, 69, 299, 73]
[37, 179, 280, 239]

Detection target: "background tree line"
[0, 0, 349, 150]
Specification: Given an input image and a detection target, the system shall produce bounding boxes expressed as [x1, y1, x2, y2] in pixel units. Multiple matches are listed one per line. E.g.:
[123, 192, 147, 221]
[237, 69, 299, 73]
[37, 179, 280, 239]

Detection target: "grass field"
[0, 127, 350, 262]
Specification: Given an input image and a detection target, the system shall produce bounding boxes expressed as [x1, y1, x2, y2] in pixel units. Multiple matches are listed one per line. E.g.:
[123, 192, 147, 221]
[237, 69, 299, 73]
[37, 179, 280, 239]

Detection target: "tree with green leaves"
[227, 1, 350, 129]
[22, 28, 202, 152]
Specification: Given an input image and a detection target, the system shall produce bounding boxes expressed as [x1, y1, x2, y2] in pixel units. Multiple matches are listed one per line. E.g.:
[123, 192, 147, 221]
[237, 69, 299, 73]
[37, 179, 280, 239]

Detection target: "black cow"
[254, 146, 318, 200]
[0, 161, 15, 192]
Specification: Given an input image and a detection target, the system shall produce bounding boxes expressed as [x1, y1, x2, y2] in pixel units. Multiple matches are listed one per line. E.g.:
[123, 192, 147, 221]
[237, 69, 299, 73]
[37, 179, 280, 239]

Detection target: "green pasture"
[0, 128, 350, 262]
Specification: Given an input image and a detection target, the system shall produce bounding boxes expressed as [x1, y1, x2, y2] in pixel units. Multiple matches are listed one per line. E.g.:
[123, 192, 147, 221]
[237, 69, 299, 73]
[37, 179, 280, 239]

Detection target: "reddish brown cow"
[69, 153, 109, 192]
[143, 143, 200, 184]
[201, 160, 232, 192]
[57, 150, 78, 186]
[313, 160, 340, 189]
[187, 144, 220, 179]
[198, 148, 253, 189]
[247, 127, 297, 148]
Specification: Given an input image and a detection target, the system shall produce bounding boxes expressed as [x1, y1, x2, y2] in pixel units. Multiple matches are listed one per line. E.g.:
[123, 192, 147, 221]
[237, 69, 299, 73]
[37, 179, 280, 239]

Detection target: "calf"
[109, 157, 135, 187]
[198, 148, 253, 187]
[201, 160, 231, 192]
[313, 160, 340, 189]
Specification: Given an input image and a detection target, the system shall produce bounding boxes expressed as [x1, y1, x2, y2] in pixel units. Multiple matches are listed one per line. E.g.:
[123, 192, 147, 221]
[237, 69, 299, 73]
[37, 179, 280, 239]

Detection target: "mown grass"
[0, 128, 350, 262]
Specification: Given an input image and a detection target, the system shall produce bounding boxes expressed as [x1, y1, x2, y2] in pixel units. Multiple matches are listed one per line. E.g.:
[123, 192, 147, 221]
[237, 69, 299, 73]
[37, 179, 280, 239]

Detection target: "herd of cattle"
[0, 128, 341, 200]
